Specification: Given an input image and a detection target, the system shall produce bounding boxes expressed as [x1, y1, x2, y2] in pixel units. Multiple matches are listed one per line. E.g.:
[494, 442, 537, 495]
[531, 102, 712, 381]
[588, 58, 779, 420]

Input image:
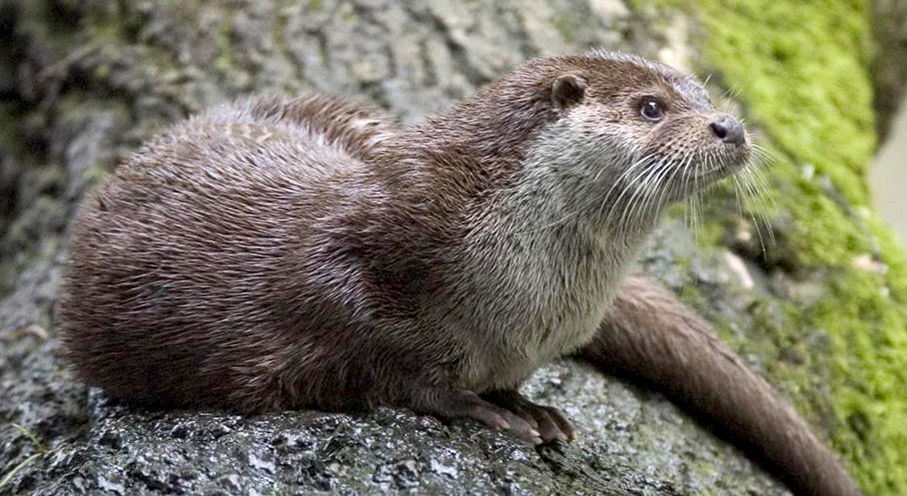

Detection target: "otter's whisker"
[739, 168, 777, 246]
[625, 157, 673, 229]
[733, 175, 745, 218]
[604, 154, 660, 231]
[616, 159, 659, 231]
[656, 150, 693, 220]
[522, 150, 659, 235]
[642, 148, 684, 224]
[680, 150, 698, 231]
[691, 153, 707, 232]
[614, 162, 656, 232]
[647, 154, 680, 222]
[598, 153, 655, 222]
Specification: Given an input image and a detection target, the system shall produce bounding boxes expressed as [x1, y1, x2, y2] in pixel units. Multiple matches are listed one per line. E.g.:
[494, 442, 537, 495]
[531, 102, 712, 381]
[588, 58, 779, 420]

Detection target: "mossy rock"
[690, 0, 906, 493]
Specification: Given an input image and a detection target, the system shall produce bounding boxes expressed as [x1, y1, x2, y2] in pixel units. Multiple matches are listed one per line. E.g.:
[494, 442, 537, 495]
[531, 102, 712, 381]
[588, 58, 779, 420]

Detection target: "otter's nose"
[710, 115, 745, 146]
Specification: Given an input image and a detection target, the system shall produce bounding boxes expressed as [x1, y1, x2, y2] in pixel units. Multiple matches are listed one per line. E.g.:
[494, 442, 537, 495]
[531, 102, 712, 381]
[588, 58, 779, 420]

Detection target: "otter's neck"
[456, 118, 662, 321]
[502, 119, 664, 244]
[388, 85, 556, 189]
[385, 87, 666, 297]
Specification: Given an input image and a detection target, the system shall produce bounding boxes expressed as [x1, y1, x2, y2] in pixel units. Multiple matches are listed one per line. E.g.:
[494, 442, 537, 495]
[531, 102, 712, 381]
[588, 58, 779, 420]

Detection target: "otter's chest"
[456, 235, 627, 391]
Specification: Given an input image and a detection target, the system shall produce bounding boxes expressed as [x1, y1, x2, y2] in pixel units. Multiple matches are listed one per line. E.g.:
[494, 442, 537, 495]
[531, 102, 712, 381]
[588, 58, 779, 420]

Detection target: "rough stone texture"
[1, 0, 901, 494]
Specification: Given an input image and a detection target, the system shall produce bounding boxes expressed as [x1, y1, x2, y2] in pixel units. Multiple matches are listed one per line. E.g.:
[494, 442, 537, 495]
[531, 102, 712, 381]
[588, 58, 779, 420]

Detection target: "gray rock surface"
[0, 1, 805, 494]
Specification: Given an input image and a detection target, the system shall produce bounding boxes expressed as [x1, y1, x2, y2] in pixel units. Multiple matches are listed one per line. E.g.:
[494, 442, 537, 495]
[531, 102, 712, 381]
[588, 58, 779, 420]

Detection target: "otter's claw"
[483, 390, 575, 443]
[410, 388, 544, 444]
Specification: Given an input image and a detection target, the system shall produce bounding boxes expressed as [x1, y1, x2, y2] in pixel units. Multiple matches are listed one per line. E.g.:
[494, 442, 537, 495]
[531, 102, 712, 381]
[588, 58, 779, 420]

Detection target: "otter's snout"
[710, 115, 745, 146]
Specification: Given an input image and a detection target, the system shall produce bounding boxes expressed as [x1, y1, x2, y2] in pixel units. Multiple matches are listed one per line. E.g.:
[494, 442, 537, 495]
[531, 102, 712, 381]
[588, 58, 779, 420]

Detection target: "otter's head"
[515, 51, 751, 230]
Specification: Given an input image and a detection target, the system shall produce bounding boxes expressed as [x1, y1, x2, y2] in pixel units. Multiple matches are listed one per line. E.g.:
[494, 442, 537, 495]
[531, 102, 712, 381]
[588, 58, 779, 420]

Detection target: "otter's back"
[56, 94, 394, 408]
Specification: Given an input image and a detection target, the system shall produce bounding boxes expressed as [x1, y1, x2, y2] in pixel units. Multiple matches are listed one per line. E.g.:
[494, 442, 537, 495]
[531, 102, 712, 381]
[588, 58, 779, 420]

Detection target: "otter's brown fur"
[57, 51, 861, 495]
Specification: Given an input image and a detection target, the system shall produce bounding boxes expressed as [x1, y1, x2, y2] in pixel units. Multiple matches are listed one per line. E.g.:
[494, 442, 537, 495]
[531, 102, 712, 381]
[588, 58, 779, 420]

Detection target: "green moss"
[682, 0, 907, 493]
[552, 13, 576, 46]
[214, 8, 236, 73]
[626, 0, 686, 14]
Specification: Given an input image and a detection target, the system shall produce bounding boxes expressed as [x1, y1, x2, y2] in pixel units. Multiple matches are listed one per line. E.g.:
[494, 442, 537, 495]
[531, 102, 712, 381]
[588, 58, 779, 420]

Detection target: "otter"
[56, 51, 861, 495]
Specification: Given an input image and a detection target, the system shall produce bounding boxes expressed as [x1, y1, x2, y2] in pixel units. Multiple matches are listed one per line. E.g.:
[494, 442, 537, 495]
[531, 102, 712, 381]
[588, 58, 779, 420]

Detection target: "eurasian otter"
[57, 51, 861, 495]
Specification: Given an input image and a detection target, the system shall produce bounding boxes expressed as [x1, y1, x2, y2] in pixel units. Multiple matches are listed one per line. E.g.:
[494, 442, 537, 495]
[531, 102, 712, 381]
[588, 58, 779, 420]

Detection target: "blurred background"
[870, 0, 907, 246]
[872, 99, 907, 246]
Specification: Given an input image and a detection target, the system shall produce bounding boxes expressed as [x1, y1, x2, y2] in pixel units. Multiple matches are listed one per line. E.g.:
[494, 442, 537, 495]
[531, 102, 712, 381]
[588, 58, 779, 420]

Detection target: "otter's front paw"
[482, 390, 575, 443]
[410, 388, 544, 444]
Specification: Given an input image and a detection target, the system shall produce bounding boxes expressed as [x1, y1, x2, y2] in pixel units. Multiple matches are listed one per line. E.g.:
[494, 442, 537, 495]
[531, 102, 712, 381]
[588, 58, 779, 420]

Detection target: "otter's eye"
[639, 98, 664, 122]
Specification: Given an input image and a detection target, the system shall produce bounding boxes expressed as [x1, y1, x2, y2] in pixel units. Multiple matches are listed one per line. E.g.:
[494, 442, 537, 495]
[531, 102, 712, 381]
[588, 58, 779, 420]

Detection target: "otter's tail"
[578, 274, 862, 496]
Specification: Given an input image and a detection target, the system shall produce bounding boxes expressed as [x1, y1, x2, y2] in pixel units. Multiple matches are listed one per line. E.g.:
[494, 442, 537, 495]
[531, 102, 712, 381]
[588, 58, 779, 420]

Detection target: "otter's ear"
[551, 74, 586, 109]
